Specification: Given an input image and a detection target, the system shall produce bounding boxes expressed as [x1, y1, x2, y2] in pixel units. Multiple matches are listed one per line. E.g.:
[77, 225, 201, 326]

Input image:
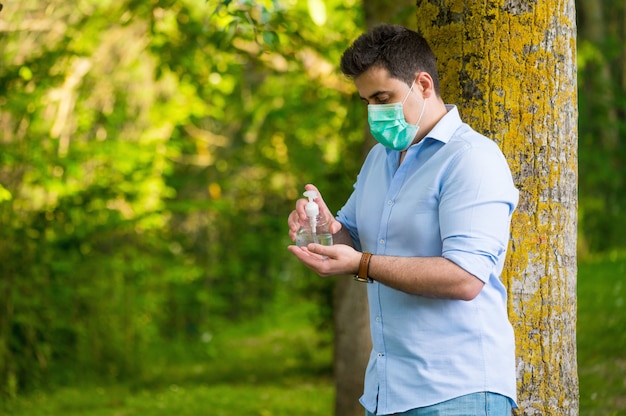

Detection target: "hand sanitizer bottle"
[296, 190, 333, 247]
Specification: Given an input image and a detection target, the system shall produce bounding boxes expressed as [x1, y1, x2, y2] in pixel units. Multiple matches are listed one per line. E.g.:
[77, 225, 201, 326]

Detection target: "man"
[288, 24, 518, 416]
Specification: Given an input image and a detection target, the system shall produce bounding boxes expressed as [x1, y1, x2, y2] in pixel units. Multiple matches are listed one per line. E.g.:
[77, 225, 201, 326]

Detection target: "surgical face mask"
[367, 82, 427, 151]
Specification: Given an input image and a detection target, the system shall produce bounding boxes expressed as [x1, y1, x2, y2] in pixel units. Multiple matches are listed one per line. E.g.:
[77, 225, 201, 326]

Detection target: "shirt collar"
[423, 104, 462, 145]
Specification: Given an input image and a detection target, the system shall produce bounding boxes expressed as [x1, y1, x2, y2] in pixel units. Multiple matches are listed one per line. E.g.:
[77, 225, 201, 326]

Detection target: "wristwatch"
[354, 252, 374, 283]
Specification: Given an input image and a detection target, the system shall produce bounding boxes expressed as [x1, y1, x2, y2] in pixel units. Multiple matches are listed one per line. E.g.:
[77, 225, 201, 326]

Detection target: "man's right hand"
[287, 184, 342, 242]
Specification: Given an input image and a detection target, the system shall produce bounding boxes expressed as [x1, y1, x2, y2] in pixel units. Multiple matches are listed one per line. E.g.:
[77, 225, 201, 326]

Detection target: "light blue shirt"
[336, 105, 519, 415]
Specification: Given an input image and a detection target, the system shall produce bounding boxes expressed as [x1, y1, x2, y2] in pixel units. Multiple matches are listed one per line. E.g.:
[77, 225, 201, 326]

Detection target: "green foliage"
[576, 0, 626, 254]
[0, 0, 364, 396]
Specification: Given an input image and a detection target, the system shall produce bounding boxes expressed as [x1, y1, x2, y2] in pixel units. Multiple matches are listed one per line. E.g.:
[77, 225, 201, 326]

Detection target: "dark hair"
[340, 24, 440, 95]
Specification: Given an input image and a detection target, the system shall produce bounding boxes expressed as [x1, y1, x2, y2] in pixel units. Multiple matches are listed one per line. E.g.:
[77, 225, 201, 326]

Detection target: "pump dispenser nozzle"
[303, 191, 320, 220]
[303, 190, 320, 239]
[296, 190, 333, 247]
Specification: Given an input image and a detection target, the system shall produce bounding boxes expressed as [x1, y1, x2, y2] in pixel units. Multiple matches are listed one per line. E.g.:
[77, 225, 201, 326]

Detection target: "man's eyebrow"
[359, 90, 391, 101]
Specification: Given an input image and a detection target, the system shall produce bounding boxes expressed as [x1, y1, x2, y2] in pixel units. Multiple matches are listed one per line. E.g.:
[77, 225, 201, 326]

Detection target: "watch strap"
[354, 252, 373, 283]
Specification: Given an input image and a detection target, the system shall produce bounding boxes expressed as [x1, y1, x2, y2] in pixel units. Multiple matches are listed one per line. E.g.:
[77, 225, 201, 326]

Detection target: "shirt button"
[379, 239, 385, 245]
[387, 200, 393, 206]
[376, 316, 381, 322]
[378, 353, 384, 357]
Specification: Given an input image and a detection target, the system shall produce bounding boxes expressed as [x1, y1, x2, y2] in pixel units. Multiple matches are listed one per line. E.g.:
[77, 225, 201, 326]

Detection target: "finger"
[304, 184, 333, 217]
[287, 244, 306, 255]
[287, 245, 322, 262]
[307, 243, 335, 258]
[329, 219, 343, 234]
[287, 212, 299, 242]
[288, 210, 300, 230]
[294, 198, 309, 220]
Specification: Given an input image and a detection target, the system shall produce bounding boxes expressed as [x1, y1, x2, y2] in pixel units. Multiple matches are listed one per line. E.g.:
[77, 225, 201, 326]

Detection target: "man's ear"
[415, 72, 436, 98]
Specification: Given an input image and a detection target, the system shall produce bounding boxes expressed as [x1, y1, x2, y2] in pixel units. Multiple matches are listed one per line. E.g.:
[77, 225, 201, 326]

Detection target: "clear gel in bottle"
[296, 190, 333, 247]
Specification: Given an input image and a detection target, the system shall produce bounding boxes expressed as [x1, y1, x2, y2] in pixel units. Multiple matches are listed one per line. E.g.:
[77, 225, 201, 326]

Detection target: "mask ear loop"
[402, 80, 427, 126]
[415, 97, 427, 126]
[401, 81, 415, 105]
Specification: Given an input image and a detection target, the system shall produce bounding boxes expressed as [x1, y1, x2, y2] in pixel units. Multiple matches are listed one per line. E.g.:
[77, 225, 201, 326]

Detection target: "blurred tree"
[0, 0, 181, 393]
[576, 0, 626, 254]
[0, 0, 366, 396]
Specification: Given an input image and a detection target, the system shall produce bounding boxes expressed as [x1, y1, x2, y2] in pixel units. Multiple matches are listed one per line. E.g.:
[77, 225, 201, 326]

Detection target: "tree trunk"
[333, 278, 371, 416]
[414, 0, 579, 414]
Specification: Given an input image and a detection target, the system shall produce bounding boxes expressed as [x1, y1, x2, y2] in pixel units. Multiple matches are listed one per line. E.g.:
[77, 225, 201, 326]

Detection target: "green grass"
[577, 252, 626, 415]
[3, 301, 335, 416]
[3, 254, 626, 415]
[3, 383, 334, 416]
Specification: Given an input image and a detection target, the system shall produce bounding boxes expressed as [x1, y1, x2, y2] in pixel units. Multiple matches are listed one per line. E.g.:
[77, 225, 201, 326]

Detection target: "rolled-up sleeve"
[439, 142, 519, 282]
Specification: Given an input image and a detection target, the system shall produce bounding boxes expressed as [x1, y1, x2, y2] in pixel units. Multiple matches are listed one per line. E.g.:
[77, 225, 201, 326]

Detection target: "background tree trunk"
[414, 0, 579, 414]
[333, 2, 417, 416]
[333, 279, 371, 416]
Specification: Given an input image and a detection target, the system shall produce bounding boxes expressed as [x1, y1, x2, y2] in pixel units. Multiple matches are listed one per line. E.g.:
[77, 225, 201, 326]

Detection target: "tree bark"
[333, 278, 371, 416]
[414, 0, 579, 414]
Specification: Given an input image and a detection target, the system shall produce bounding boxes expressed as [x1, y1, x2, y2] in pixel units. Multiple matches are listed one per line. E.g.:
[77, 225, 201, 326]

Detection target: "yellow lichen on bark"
[416, 0, 578, 414]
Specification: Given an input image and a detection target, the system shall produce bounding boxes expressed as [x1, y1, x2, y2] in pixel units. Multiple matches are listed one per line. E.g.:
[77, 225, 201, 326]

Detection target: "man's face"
[354, 66, 424, 125]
